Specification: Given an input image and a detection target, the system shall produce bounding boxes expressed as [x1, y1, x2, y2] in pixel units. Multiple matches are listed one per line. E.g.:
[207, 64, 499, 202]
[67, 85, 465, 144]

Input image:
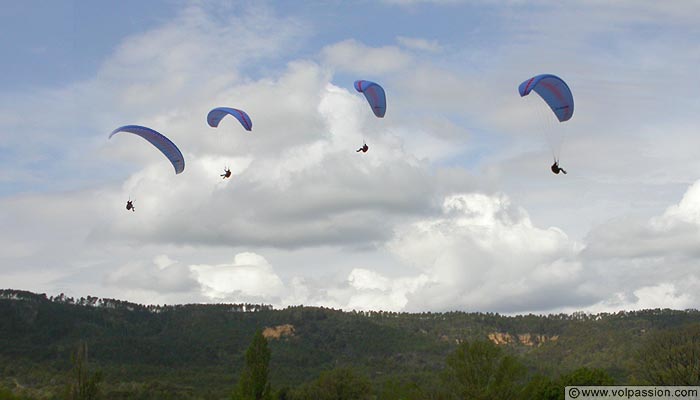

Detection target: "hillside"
[1, 289, 699, 399]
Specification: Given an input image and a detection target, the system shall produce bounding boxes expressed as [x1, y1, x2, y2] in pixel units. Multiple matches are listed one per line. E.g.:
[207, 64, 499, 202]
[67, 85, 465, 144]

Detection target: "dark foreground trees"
[0, 388, 34, 400]
[442, 340, 527, 400]
[286, 368, 373, 400]
[233, 330, 272, 400]
[521, 368, 614, 400]
[65, 342, 102, 400]
[636, 323, 700, 385]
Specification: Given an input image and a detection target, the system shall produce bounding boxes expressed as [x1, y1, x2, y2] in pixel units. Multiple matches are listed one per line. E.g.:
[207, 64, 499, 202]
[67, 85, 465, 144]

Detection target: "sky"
[2, 0, 700, 314]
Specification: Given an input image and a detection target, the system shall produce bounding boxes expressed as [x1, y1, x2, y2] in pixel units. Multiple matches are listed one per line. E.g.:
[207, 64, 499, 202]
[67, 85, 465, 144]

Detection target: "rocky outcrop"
[488, 332, 559, 347]
[488, 332, 514, 345]
[262, 324, 295, 339]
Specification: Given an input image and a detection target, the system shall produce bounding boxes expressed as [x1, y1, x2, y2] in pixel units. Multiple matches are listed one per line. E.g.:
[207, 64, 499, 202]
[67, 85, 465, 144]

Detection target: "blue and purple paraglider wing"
[519, 74, 574, 122]
[354, 80, 386, 118]
[207, 107, 252, 131]
[109, 125, 185, 174]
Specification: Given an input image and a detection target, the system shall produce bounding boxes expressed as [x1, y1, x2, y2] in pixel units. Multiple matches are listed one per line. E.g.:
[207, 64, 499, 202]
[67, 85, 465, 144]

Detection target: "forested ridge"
[1, 289, 699, 399]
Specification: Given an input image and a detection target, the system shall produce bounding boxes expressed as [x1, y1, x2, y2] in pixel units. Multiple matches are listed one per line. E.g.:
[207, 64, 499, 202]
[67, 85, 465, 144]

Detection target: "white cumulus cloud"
[190, 252, 285, 301]
[386, 192, 585, 312]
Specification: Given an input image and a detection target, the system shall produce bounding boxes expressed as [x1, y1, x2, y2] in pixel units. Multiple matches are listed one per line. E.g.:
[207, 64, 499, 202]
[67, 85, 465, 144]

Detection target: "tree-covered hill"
[1, 289, 699, 399]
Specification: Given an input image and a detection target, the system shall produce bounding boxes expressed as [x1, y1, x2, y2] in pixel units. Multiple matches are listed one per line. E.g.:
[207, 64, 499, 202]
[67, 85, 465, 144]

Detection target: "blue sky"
[2, 1, 700, 314]
[1, 1, 177, 90]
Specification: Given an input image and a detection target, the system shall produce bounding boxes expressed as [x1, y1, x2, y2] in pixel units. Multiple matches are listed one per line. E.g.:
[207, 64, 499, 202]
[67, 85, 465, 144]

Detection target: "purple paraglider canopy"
[207, 107, 252, 131]
[519, 74, 574, 122]
[354, 80, 386, 118]
[109, 125, 185, 174]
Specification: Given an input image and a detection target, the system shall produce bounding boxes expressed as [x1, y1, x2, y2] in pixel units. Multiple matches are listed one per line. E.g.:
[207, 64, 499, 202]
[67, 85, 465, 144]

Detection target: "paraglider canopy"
[354, 80, 386, 118]
[207, 107, 252, 131]
[109, 125, 185, 174]
[518, 74, 574, 122]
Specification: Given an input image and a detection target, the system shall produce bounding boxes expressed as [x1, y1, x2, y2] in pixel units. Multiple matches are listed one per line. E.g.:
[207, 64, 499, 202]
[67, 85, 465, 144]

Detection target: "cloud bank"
[2, 2, 700, 314]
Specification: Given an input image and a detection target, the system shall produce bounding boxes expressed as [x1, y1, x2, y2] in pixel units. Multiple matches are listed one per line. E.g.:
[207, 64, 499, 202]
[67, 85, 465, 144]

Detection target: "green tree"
[558, 367, 613, 387]
[443, 340, 526, 400]
[289, 368, 373, 400]
[0, 387, 34, 400]
[233, 330, 272, 400]
[377, 378, 423, 400]
[636, 324, 700, 385]
[519, 375, 559, 400]
[520, 368, 613, 400]
[65, 342, 102, 400]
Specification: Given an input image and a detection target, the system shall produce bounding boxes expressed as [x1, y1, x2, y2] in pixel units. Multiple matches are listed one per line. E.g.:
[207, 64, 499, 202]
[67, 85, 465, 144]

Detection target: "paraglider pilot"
[221, 167, 232, 179]
[126, 200, 135, 212]
[356, 143, 369, 153]
[551, 160, 567, 175]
